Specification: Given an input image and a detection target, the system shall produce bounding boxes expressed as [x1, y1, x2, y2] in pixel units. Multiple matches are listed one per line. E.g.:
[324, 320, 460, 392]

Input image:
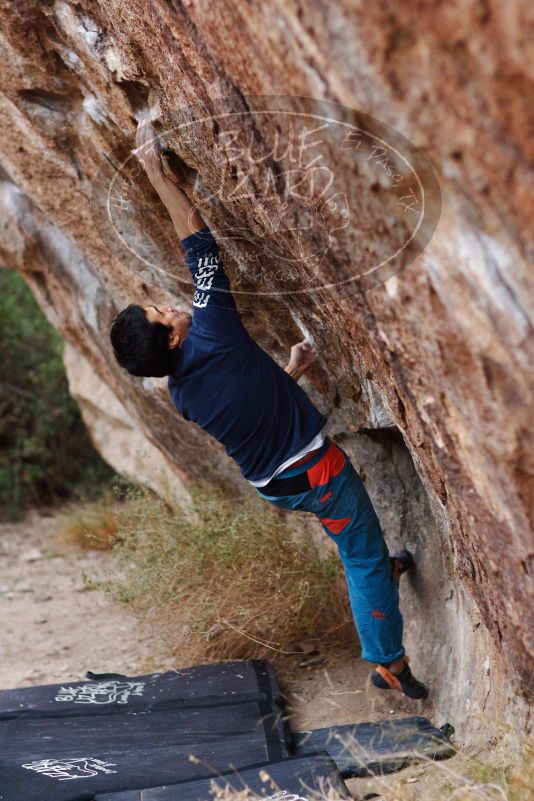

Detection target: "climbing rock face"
[0, 1, 532, 739]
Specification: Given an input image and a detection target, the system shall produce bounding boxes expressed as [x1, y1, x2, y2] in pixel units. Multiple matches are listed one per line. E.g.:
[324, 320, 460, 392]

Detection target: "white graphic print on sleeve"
[192, 252, 220, 309]
[22, 757, 117, 781]
[54, 680, 145, 705]
[193, 290, 210, 308]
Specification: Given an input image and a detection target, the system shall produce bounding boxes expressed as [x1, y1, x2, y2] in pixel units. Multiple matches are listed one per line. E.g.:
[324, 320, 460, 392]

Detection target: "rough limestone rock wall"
[0, 1, 532, 740]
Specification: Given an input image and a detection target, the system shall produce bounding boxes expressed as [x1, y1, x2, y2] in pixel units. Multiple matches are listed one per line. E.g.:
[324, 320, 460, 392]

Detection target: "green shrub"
[0, 270, 114, 519]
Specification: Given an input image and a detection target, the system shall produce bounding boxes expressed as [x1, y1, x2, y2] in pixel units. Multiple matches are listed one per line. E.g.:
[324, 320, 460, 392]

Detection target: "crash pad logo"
[22, 757, 117, 781]
[91, 94, 441, 294]
[54, 679, 145, 704]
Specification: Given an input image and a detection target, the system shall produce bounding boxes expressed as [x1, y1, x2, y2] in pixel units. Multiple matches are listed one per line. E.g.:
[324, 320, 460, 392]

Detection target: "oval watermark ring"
[91, 95, 442, 296]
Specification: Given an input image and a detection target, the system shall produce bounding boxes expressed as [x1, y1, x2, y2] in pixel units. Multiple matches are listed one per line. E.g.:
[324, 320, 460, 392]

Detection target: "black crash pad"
[293, 716, 455, 777]
[0, 660, 455, 801]
[0, 661, 281, 720]
[0, 701, 289, 801]
[95, 753, 351, 801]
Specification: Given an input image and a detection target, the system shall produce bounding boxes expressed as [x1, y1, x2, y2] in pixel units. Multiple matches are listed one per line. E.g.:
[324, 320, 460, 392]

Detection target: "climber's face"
[144, 305, 192, 349]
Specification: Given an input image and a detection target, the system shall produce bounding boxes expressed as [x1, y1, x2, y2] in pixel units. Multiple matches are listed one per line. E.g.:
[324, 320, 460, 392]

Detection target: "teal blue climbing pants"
[256, 439, 405, 665]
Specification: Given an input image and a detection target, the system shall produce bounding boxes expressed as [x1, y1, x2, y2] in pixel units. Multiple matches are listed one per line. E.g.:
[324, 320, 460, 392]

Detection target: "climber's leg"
[308, 448, 405, 665]
[257, 442, 402, 662]
[256, 440, 428, 698]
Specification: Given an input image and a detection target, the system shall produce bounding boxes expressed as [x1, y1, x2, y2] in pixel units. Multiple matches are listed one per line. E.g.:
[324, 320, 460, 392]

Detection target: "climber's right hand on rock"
[133, 120, 164, 184]
[284, 340, 318, 381]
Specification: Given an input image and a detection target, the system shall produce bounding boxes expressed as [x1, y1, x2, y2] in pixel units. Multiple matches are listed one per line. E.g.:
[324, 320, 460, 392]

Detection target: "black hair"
[109, 304, 175, 377]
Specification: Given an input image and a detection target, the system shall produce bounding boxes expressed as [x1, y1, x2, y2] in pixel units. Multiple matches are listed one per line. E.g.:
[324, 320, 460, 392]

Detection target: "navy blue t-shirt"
[167, 226, 327, 484]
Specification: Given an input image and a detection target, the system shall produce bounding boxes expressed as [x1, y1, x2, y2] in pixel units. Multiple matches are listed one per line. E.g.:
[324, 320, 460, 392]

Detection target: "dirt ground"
[0, 508, 515, 800]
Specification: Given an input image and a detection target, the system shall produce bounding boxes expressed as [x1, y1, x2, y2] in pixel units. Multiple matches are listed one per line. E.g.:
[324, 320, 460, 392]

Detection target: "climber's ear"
[168, 329, 181, 350]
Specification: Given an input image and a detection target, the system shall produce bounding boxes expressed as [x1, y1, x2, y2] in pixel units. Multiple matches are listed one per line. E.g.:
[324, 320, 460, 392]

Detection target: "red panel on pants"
[307, 442, 346, 489]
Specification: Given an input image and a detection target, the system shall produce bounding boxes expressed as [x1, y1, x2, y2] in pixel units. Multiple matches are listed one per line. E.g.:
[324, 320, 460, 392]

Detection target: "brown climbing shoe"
[390, 548, 414, 583]
[371, 658, 428, 699]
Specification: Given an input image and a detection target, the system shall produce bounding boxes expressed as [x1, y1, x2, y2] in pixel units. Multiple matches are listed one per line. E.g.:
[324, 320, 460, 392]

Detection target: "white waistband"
[249, 420, 330, 488]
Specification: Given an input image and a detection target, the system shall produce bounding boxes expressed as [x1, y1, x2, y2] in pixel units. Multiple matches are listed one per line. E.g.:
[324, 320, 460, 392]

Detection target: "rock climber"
[109, 120, 428, 699]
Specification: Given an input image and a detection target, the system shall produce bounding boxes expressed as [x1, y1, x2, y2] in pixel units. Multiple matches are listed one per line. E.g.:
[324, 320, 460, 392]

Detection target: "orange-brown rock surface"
[0, 0, 532, 739]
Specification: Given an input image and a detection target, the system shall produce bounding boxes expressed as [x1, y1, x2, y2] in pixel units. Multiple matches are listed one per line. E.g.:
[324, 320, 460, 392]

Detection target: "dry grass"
[507, 741, 534, 801]
[209, 779, 346, 800]
[90, 485, 356, 664]
[63, 488, 533, 800]
[349, 732, 534, 801]
[172, 738, 534, 801]
[57, 496, 122, 551]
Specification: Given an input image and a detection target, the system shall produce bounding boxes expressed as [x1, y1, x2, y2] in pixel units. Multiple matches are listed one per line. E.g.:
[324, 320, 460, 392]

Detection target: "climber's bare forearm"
[134, 120, 204, 239]
[284, 363, 306, 381]
[150, 175, 205, 240]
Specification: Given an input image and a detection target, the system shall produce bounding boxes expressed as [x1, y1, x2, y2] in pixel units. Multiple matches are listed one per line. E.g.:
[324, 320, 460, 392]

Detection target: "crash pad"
[293, 715, 455, 777]
[0, 661, 455, 801]
[95, 753, 350, 800]
[0, 700, 288, 801]
[0, 660, 281, 720]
